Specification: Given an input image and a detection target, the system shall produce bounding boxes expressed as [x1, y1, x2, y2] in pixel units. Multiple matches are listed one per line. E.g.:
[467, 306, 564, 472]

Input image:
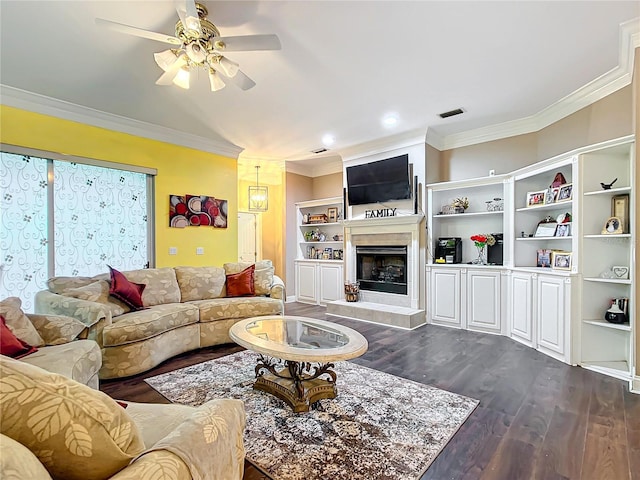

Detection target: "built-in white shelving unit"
[294, 197, 344, 306]
[425, 135, 636, 388]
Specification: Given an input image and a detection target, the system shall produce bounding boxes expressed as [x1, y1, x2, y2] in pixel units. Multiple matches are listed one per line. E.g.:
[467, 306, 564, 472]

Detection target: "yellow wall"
[0, 106, 238, 267]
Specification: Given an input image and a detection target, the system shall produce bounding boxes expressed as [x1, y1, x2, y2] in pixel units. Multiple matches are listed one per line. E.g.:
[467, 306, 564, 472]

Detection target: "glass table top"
[245, 317, 349, 350]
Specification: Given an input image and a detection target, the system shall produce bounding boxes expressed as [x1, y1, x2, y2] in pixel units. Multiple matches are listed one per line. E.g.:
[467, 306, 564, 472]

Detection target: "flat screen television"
[346, 154, 411, 205]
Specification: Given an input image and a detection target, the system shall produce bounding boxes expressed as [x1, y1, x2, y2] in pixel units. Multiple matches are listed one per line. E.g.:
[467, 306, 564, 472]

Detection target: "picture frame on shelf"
[322, 247, 333, 260]
[327, 207, 338, 223]
[537, 249, 552, 268]
[544, 187, 560, 204]
[333, 249, 343, 260]
[551, 251, 572, 270]
[602, 216, 623, 234]
[527, 190, 546, 207]
[557, 183, 573, 202]
[611, 194, 629, 233]
[611, 265, 629, 279]
[555, 223, 571, 237]
[534, 219, 558, 237]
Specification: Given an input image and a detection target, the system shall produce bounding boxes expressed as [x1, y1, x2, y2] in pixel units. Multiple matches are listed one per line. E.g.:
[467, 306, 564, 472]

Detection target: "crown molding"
[435, 17, 640, 151]
[0, 85, 244, 158]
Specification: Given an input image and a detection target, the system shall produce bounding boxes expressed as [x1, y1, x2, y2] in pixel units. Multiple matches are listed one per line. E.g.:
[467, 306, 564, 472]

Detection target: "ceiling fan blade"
[95, 18, 181, 45]
[225, 70, 256, 90]
[175, 0, 201, 37]
[212, 34, 281, 52]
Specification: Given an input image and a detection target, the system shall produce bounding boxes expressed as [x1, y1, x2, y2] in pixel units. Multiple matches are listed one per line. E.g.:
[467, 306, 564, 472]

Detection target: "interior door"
[237, 212, 262, 262]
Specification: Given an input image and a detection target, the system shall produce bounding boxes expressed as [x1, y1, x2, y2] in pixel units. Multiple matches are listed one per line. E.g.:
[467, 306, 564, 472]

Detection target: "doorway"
[237, 211, 262, 262]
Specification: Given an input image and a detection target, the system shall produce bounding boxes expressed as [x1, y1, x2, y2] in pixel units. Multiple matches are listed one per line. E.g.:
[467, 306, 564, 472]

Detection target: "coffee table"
[229, 315, 368, 412]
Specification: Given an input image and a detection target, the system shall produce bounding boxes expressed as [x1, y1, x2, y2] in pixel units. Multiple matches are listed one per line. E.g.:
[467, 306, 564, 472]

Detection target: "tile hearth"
[327, 299, 425, 329]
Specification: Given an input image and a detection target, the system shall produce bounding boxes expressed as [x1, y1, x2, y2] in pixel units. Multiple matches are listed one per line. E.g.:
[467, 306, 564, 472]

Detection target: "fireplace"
[356, 246, 407, 295]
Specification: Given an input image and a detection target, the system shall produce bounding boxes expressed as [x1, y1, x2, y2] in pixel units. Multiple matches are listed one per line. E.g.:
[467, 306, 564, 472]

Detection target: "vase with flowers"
[470, 234, 496, 265]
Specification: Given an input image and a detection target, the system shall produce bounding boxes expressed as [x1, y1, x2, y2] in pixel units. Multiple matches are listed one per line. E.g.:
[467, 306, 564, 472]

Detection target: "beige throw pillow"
[223, 260, 274, 296]
[0, 356, 145, 480]
[0, 297, 45, 347]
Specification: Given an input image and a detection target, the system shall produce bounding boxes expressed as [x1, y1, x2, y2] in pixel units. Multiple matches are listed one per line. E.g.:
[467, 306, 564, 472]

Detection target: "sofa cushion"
[47, 276, 94, 294]
[226, 265, 255, 297]
[0, 356, 145, 480]
[0, 297, 45, 347]
[108, 266, 146, 311]
[0, 433, 52, 480]
[174, 266, 226, 302]
[224, 260, 274, 296]
[118, 268, 181, 307]
[20, 340, 102, 387]
[103, 303, 199, 347]
[194, 296, 284, 322]
[63, 280, 130, 317]
[0, 315, 38, 358]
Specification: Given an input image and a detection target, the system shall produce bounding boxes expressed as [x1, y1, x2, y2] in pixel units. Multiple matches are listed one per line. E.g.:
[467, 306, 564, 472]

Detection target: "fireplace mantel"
[343, 213, 424, 228]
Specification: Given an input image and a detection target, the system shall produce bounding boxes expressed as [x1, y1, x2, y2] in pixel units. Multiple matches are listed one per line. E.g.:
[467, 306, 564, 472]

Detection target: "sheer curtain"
[1, 151, 152, 311]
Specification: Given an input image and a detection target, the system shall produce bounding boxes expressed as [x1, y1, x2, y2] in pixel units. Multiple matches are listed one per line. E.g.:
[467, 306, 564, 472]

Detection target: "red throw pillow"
[0, 315, 38, 358]
[108, 266, 146, 310]
[226, 265, 256, 297]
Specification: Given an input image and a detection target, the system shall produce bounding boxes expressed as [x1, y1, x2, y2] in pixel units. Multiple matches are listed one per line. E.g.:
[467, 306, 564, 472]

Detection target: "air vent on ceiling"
[311, 147, 328, 154]
[439, 108, 465, 119]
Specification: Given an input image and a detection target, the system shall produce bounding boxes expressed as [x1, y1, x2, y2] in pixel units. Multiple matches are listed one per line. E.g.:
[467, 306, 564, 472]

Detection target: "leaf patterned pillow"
[63, 280, 130, 317]
[0, 297, 45, 347]
[0, 356, 145, 480]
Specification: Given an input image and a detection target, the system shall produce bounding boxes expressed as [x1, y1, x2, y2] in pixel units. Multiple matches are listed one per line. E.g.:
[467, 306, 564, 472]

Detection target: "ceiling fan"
[95, 1, 281, 91]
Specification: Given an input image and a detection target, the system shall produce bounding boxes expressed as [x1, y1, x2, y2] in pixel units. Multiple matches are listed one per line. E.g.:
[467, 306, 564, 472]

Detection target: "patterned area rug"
[145, 351, 478, 480]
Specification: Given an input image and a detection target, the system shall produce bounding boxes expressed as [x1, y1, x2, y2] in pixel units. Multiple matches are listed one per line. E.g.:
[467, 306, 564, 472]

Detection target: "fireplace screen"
[356, 246, 407, 295]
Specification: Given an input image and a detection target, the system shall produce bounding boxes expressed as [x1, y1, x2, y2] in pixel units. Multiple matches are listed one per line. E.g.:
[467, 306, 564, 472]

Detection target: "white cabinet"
[295, 261, 318, 304]
[295, 197, 345, 305]
[508, 271, 534, 346]
[466, 269, 502, 334]
[295, 260, 343, 306]
[319, 263, 343, 304]
[536, 274, 570, 361]
[429, 268, 462, 327]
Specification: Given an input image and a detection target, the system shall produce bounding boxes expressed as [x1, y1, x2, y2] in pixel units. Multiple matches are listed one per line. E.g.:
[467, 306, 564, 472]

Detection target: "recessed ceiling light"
[382, 113, 398, 127]
[322, 134, 335, 147]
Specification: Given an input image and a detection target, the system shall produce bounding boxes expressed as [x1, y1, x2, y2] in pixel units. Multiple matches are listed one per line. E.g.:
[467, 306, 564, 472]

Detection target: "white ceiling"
[1, 1, 639, 173]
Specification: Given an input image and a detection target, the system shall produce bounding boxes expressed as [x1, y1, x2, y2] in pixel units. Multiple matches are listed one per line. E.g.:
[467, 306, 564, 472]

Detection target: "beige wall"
[440, 133, 538, 181]
[537, 85, 633, 161]
[312, 172, 343, 199]
[285, 172, 314, 297]
[425, 143, 443, 184]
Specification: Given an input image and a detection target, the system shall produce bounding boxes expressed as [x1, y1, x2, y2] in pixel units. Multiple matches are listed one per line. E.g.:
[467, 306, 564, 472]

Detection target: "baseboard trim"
[631, 375, 640, 394]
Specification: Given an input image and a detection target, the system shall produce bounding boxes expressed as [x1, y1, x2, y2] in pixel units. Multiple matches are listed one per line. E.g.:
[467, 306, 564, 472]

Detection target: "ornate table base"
[253, 355, 337, 413]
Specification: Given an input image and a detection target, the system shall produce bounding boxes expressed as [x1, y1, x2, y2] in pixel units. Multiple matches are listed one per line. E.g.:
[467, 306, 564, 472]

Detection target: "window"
[0, 147, 155, 311]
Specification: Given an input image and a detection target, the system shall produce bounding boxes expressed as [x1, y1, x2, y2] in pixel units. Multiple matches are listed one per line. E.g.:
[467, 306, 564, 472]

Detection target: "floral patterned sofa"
[34, 261, 284, 379]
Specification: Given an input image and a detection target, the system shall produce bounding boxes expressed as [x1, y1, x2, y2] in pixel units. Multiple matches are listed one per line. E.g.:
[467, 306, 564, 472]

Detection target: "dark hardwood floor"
[101, 302, 640, 480]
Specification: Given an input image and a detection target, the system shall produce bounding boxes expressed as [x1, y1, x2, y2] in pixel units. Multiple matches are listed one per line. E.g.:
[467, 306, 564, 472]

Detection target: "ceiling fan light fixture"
[208, 69, 226, 91]
[154, 49, 179, 71]
[173, 67, 191, 89]
[185, 41, 207, 63]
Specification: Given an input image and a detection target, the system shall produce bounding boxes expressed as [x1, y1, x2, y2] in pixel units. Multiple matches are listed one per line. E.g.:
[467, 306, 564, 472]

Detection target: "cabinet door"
[536, 275, 566, 358]
[509, 272, 534, 346]
[430, 269, 461, 327]
[295, 263, 318, 304]
[319, 263, 343, 305]
[467, 270, 501, 334]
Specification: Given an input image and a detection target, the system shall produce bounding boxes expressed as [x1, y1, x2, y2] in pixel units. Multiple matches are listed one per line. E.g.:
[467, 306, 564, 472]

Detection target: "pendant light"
[248, 165, 268, 212]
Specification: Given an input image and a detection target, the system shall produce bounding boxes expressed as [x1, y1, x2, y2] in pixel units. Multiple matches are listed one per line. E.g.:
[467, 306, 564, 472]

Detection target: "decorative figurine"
[600, 178, 617, 190]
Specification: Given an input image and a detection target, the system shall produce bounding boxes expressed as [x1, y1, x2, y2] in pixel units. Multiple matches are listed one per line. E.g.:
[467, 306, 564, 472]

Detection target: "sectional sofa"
[34, 260, 284, 379]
